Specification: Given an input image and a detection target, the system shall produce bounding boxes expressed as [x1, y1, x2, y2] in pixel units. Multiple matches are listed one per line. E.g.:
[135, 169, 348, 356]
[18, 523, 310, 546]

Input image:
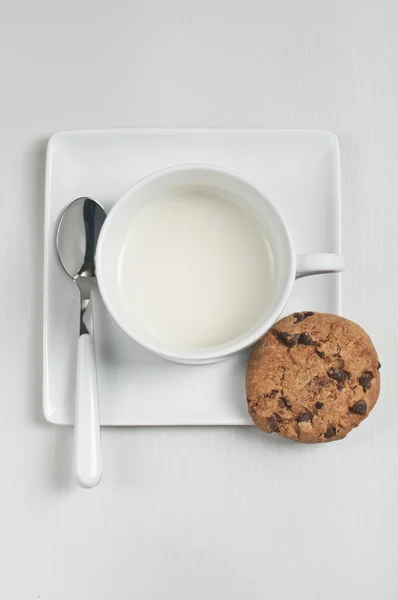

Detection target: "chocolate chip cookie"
[246, 312, 380, 443]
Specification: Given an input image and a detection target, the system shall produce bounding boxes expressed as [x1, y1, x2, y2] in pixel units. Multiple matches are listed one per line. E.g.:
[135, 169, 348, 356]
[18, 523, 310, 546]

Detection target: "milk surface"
[118, 190, 274, 348]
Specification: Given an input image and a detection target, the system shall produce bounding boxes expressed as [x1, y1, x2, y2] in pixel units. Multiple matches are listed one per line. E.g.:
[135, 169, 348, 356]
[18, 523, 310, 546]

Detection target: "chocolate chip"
[297, 411, 313, 423]
[279, 396, 292, 410]
[298, 333, 315, 346]
[275, 331, 300, 347]
[293, 312, 315, 323]
[269, 390, 278, 398]
[377, 362, 381, 370]
[359, 371, 373, 392]
[350, 400, 367, 415]
[293, 313, 305, 323]
[328, 367, 350, 383]
[316, 350, 325, 359]
[266, 415, 280, 433]
[315, 402, 324, 409]
[325, 425, 336, 439]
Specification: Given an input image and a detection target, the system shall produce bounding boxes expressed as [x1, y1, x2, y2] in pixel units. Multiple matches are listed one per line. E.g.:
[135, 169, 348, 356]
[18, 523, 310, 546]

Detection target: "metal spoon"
[56, 197, 106, 488]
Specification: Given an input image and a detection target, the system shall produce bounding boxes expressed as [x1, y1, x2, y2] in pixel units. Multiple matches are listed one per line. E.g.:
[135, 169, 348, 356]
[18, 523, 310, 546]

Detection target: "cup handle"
[295, 253, 344, 279]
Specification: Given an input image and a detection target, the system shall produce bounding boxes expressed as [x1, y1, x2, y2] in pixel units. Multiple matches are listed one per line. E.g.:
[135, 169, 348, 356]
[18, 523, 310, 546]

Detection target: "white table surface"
[0, 1, 397, 598]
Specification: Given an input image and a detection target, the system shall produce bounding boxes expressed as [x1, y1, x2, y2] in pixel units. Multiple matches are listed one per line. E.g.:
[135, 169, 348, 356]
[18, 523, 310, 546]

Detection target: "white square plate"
[43, 129, 341, 426]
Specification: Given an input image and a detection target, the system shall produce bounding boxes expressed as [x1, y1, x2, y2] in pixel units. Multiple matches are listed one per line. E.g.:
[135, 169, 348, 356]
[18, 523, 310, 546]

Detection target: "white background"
[0, 0, 397, 598]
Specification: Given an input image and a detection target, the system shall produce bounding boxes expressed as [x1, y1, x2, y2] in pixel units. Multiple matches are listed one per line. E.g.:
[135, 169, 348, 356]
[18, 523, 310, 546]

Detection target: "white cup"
[96, 165, 343, 364]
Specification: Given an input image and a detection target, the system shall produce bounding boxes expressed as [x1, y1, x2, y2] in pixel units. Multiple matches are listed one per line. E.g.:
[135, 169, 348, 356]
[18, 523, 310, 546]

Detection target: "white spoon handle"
[74, 333, 102, 488]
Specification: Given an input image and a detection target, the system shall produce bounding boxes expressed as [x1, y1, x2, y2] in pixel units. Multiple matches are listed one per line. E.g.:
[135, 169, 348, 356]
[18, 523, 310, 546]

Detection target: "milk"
[118, 189, 274, 348]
